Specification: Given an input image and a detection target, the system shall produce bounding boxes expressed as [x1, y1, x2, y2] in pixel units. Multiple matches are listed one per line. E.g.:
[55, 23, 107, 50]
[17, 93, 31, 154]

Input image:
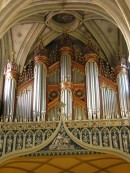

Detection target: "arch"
[0, 0, 130, 63]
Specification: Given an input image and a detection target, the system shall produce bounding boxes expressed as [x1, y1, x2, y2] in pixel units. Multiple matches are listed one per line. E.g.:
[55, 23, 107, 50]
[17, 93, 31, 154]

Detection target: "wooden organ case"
[2, 39, 130, 123]
[1, 36, 130, 163]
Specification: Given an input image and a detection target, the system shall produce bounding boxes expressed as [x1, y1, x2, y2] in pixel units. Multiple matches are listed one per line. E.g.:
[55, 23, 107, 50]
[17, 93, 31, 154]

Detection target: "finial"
[11, 51, 16, 60]
[85, 40, 99, 55]
[116, 47, 126, 67]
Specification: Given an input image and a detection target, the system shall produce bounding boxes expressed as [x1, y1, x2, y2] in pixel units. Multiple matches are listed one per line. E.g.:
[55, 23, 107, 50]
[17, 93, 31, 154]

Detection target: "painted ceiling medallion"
[46, 12, 80, 33]
[52, 13, 75, 24]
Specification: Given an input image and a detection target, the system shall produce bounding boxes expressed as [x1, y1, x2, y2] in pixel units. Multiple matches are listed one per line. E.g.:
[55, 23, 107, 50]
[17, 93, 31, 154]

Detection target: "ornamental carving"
[48, 90, 59, 101]
[74, 89, 85, 100]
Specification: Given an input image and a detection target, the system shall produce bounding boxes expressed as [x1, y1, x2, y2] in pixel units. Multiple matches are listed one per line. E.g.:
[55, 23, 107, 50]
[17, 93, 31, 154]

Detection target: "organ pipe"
[116, 65, 130, 118]
[3, 59, 18, 122]
[33, 56, 48, 121]
[16, 86, 32, 122]
[85, 53, 100, 120]
[60, 47, 73, 120]
[48, 104, 59, 121]
[101, 86, 118, 119]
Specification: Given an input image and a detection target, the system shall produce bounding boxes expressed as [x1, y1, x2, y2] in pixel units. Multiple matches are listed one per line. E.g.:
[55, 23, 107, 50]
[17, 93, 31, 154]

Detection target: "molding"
[17, 79, 33, 92]
[47, 97, 60, 110]
[49, 61, 60, 73]
[72, 61, 85, 73]
[99, 76, 117, 91]
[73, 97, 86, 109]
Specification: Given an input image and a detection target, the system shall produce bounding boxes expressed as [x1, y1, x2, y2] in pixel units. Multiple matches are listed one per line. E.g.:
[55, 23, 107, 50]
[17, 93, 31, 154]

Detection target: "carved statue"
[7, 135, 13, 153]
[16, 136, 22, 150]
[93, 133, 98, 146]
[26, 135, 32, 148]
[63, 135, 70, 148]
[88, 109, 92, 120]
[51, 133, 63, 149]
[122, 132, 129, 152]
[93, 112, 97, 119]
[46, 132, 51, 139]
[73, 130, 78, 138]
[103, 132, 109, 147]
[50, 133, 71, 150]
[0, 135, 3, 151]
[112, 132, 118, 149]
[35, 134, 42, 146]
[82, 131, 89, 143]
[121, 57, 126, 67]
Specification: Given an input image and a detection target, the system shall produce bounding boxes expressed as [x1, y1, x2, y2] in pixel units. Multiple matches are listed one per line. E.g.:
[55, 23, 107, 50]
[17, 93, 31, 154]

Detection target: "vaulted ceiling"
[1, 154, 130, 173]
[0, 0, 130, 96]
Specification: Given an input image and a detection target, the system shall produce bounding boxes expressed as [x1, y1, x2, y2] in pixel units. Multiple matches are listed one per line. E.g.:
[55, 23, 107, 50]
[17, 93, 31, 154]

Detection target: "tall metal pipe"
[85, 53, 100, 120]
[3, 59, 18, 121]
[33, 55, 48, 121]
[60, 47, 73, 120]
[116, 65, 130, 118]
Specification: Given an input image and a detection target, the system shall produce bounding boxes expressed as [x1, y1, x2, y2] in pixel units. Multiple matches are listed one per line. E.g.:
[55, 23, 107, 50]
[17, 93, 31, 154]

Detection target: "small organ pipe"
[118, 76, 123, 115]
[26, 91, 28, 120]
[121, 74, 127, 113]
[3, 79, 7, 117]
[23, 92, 25, 120]
[107, 89, 110, 119]
[94, 62, 100, 118]
[28, 90, 31, 120]
[90, 62, 95, 114]
[104, 88, 107, 119]
[21, 93, 23, 121]
[7, 79, 11, 117]
[94, 63, 98, 110]
[101, 88, 105, 119]
[110, 90, 113, 118]
[123, 75, 130, 113]
[11, 80, 15, 119]
[33, 66, 37, 116]
[41, 65, 46, 120]
[86, 63, 91, 113]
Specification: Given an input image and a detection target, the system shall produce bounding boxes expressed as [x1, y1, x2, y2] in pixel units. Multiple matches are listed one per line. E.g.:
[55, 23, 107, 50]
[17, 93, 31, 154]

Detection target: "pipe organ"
[1, 39, 130, 122]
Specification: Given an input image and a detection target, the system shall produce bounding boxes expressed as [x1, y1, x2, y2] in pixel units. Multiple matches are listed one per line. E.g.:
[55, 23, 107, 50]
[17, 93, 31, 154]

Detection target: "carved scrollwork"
[48, 90, 59, 101]
[74, 89, 85, 100]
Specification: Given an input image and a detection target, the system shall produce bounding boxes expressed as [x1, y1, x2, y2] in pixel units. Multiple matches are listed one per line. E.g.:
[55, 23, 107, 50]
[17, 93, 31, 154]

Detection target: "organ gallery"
[0, 34, 130, 162]
[0, 2, 130, 171]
